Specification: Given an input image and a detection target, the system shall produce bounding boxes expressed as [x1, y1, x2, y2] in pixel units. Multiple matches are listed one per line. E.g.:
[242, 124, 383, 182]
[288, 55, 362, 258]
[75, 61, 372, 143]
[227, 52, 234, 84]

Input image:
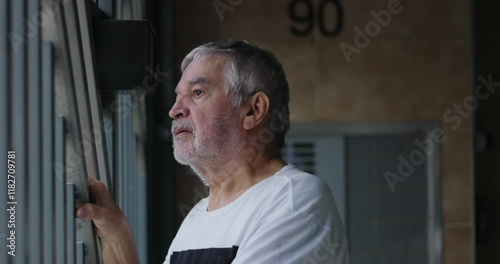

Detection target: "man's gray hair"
[180, 39, 290, 148]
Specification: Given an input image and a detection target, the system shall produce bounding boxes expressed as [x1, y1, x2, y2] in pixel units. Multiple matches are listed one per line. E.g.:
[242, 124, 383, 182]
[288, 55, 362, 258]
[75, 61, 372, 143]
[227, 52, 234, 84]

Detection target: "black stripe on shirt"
[171, 245, 239, 264]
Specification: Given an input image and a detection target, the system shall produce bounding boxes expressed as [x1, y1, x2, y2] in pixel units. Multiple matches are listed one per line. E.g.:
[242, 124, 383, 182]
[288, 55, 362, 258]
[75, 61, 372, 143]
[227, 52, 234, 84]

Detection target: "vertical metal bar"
[55, 1, 100, 262]
[66, 183, 76, 264]
[0, 0, 9, 263]
[138, 175, 147, 264]
[137, 0, 144, 19]
[76, 0, 112, 191]
[61, 0, 99, 195]
[55, 116, 67, 264]
[116, 93, 132, 220]
[11, 0, 27, 262]
[125, 94, 131, 226]
[103, 108, 114, 186]
[116, 93, 124, 208]
[42, 41, 54, 264]
[128, 102, 136, 241]
[76, 241, 84, 264]
[27, 0, 42, 261]
[136, 101, 147, 264]
[116, 0, 123, 19]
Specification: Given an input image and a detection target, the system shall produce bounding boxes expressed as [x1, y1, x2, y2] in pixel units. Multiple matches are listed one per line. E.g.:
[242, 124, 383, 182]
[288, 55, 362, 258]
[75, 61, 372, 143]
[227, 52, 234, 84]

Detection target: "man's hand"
[76, 177, 139, 264]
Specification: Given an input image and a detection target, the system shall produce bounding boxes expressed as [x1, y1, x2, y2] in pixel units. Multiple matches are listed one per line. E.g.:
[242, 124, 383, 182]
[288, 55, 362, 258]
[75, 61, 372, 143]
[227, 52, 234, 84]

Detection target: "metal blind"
[0, 0, 149, 263]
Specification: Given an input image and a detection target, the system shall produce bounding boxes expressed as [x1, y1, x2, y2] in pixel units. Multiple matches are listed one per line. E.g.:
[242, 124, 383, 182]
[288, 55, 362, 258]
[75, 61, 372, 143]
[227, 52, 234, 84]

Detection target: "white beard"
[172, 113, 244, 173]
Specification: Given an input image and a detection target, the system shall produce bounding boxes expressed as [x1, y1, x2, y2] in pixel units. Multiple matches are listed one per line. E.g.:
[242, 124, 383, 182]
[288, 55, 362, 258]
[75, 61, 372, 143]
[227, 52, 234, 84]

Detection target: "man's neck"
[193, 155, 287, 211]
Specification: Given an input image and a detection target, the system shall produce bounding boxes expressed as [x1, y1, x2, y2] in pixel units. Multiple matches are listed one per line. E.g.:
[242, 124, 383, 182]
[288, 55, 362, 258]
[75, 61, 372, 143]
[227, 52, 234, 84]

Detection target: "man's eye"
[193, 90, 204, 97]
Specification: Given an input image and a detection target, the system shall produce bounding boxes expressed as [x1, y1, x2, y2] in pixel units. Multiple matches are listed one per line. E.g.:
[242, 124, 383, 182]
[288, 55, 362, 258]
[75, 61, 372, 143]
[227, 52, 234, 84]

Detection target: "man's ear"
[243, 92, 270, 131]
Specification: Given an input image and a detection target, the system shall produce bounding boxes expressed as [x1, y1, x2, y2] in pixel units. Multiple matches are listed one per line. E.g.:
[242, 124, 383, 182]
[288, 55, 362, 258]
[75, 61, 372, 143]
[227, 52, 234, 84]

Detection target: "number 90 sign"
[289, 0, 344, 37]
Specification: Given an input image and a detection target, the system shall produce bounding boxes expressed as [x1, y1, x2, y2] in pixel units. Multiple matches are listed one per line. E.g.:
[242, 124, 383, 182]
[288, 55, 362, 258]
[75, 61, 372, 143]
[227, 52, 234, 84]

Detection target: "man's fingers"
[76, 203, 101, 220]
[88, 177, 114, 207]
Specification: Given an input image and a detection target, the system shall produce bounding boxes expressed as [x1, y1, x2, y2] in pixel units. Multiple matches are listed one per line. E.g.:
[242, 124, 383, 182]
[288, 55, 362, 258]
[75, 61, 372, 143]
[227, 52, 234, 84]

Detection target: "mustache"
[171, 119, 195, 134]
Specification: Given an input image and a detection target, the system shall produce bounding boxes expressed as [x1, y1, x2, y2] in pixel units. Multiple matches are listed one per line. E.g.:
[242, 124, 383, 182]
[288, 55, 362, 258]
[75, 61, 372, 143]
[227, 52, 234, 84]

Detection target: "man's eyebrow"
[188, 77, 211, 86]
[175, 77, 211, 94]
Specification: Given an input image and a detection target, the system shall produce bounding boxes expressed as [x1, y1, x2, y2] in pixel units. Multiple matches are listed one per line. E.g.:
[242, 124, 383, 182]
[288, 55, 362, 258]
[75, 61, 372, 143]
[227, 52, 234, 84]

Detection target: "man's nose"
[168, 98, 189, 119]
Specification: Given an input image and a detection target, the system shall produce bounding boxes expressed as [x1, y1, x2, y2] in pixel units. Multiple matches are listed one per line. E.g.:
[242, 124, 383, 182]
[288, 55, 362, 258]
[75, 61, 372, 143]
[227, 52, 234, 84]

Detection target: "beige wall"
[174, 0, 474, 263]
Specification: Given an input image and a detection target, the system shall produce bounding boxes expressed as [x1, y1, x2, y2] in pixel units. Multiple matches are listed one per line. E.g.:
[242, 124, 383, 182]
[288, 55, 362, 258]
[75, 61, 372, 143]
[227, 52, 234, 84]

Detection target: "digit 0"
[318, 0, 343, 36]
[288, 0, 343, 37]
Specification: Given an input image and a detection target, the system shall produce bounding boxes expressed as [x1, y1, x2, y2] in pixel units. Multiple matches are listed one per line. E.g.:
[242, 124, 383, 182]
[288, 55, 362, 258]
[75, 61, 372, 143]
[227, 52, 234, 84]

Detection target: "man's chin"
[173, 149, 201, 166]
[173, 153, 192, 165]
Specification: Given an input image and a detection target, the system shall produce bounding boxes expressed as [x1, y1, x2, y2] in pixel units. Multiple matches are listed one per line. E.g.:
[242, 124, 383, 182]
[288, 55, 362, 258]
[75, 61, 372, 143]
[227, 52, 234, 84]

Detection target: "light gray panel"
[405, 133, 429, 264]
[314, 137, 346, 223]
[372, 136, 408, 264]
[347, 135, 429, 264]
[346, 138, 375, 264]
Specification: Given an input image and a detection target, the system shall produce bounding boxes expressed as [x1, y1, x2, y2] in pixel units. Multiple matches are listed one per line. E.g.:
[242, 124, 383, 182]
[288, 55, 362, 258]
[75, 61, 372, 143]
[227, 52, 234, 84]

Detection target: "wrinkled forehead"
[182, 53, 230, 74]
[175, 56, 228, 94]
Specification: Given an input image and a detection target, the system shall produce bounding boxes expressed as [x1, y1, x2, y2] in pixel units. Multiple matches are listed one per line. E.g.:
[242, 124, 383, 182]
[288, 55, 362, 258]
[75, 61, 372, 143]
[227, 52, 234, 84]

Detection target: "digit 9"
[289, 0, 314, 36]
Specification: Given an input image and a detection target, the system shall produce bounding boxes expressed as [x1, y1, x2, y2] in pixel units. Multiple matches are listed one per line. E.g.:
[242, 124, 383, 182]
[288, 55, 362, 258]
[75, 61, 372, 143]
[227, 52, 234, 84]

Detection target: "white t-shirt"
[164, 164, 349, 264]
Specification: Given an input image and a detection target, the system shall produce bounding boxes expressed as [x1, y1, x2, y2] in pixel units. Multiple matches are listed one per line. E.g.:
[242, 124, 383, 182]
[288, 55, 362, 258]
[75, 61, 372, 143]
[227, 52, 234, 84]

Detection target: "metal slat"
[54, 0, 100, 262]
[55, 116, 67, 264]
[67, 183, 76, 264]
[11, 0, 27, 262]
[76, 241, 85, 264]
[103, 108, 114, 184]
[116, 92, 133, 221]
[137, 175, 147, 264]
[27, 0, 42, 261]
[127, 109, 139, 241]
[128, 100, 137, 242]
[116, 0, 123, 19]
[60, 0, 98, 196]
[116, 93, 124, 209]
[0, 0, 9, 263]
[76, 0, 112, 190]
[42, 41, 55, 264]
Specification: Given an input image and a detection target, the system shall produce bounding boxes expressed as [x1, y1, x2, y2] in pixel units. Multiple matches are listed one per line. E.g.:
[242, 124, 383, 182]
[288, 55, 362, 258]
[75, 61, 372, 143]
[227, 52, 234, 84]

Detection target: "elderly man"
[76, 40, 349, 263]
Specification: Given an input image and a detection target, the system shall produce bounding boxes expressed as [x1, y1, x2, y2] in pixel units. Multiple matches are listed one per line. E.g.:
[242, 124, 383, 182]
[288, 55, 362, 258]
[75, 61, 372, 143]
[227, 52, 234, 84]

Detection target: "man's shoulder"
[263, 165, 337, 216]
[276, 165, 333, 199]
